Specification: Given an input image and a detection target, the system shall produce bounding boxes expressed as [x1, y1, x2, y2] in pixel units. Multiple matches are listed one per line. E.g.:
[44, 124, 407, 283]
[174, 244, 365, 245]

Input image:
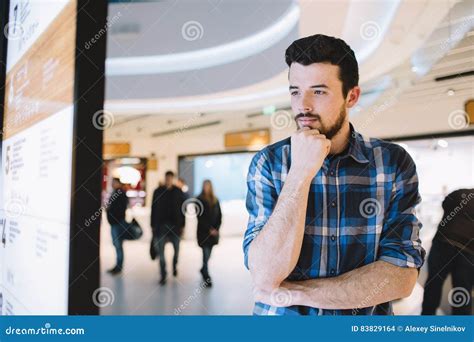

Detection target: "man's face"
[112, 180, 121, 190]
[165, 175, 174, 187]
[289, 62, 349, 139]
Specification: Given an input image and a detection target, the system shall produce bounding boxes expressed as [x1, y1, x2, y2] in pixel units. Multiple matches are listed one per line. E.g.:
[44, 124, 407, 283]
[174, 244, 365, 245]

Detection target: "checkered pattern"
[243, 124, 425, 315]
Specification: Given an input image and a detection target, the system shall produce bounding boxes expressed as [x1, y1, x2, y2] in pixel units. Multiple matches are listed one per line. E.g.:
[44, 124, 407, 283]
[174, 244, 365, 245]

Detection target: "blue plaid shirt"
[243, 124, 425, 315]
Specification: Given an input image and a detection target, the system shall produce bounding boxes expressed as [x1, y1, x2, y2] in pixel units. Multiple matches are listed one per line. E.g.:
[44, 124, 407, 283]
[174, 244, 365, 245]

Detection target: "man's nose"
[300, 94, 313, 113]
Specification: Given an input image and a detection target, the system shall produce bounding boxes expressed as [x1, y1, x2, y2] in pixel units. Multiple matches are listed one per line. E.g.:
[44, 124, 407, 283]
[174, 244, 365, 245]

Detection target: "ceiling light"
[263, 105, 276, 115]
[437, 139, 448, 148]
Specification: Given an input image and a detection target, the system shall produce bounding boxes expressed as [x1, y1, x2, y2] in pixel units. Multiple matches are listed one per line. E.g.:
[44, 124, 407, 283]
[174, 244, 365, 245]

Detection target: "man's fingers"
[297, 127, 320, 135]
[253, 287, 268, 303]
[300, 130, 323, 137]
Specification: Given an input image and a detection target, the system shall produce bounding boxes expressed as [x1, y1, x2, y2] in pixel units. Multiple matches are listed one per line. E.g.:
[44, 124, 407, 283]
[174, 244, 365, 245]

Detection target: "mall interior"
[0, 0, 473, 316]
[95, 0, 474, 315]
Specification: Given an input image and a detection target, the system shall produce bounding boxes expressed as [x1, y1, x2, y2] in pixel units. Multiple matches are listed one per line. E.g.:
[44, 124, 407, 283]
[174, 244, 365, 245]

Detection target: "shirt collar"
[340, 123, 370, 164]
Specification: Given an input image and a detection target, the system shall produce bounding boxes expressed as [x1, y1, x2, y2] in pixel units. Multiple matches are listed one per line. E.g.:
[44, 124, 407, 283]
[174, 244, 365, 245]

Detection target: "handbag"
[122, 218, 143, 240]
[150, 235, 159, 260]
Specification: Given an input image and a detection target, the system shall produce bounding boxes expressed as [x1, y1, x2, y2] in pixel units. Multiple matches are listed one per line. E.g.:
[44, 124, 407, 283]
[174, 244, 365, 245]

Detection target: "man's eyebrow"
[289, 84, 329, 90]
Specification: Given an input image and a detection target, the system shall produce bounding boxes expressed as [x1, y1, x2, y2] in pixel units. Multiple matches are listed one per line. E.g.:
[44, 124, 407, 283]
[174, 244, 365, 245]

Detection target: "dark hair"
[199, 179, 217, 206]
[112, 177, 122, 185]
[285, 34, 359, 97]
[165, 170, 175, 177]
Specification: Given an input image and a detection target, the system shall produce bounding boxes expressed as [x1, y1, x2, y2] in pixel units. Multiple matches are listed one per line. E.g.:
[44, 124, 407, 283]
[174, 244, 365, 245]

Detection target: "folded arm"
[254, 144, 424, 310]
[255, 260, 417, 309]
[247, 170, 312, 290]
[245, 129, 331, 291]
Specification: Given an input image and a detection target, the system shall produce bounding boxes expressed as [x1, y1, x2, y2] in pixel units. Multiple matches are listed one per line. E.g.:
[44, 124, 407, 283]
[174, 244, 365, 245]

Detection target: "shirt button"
[330, 170, 335, 176]
[330, 269, 335, 275]
[331, 235, 336, 241]
[331, 201, 336, 207]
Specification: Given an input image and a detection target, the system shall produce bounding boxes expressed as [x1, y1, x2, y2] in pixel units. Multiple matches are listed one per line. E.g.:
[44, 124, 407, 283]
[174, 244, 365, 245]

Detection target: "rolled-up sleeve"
[243, 151, 278, 269]
[377, 148, 426, 269]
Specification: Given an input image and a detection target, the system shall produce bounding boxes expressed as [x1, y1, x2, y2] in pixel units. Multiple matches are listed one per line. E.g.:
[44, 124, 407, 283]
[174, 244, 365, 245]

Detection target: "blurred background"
[98, 0, 474, 315]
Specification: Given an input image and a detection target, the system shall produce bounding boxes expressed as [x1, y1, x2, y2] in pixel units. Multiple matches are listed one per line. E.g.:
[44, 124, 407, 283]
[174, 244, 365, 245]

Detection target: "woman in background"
[197, 180, 222, 287]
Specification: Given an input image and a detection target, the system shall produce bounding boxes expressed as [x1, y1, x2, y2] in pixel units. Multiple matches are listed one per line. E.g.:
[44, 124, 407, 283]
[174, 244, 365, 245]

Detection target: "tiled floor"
[100, 229, 432, 315]
[100, 233, 255, 315]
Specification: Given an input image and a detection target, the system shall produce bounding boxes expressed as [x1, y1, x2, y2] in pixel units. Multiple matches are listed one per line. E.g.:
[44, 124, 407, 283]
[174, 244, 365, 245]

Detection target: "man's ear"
[346, 86, 361, 108]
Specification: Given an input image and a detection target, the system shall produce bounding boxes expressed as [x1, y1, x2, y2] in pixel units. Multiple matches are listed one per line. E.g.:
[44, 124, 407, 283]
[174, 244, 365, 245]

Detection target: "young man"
[243, 34, 425, 315]
[151, 171, 186, 285]
[106, 178, 129, 275]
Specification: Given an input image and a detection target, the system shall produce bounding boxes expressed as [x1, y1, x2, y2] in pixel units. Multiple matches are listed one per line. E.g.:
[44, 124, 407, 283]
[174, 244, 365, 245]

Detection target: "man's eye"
[290, 91, 299, 96]
[314, 90, 325, 95]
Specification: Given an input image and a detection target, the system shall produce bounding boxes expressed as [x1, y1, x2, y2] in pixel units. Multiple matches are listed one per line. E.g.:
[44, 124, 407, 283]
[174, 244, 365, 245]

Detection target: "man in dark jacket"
[151, 171, 186, 285]
[422, 188, 474, 315]
[106, 178, 129, 275]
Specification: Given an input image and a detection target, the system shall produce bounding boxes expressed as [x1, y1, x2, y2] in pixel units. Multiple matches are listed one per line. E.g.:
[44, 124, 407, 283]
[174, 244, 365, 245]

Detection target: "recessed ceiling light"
[263, 105, 276, 115]
[437, 139, 449, 148]
[447, 89, 455, 96]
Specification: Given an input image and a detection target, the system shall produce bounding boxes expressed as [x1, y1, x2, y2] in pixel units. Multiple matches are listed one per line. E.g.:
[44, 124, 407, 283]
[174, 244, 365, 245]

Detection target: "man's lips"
[297, 117, 318, 124]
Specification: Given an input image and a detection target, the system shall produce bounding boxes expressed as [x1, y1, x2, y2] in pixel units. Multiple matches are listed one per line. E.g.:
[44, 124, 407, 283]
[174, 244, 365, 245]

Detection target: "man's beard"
[294, 104, 347, 139]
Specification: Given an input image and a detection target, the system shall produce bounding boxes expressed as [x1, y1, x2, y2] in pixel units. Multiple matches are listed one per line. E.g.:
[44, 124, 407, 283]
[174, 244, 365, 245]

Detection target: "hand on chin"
[297, 121, 321, 131]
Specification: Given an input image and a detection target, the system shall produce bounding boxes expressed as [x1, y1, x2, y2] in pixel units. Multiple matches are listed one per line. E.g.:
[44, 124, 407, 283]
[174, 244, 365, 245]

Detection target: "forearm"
[248, 170, 311, 289]
[283, 261, 418, 310]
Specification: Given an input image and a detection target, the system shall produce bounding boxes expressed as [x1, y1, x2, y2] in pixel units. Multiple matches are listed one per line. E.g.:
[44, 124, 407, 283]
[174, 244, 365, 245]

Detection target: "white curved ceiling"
[104, 0, 459, 115]
[105, 0, 298, 101]
[106, 2, 300, 75]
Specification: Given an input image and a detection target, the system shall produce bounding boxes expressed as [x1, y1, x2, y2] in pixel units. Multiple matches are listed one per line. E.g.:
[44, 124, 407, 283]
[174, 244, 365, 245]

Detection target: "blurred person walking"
[422, 188, 474, 315]
[106, 178, 129, 275]
[196, 180, 222, 286]
[151, 171, 186, 285]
